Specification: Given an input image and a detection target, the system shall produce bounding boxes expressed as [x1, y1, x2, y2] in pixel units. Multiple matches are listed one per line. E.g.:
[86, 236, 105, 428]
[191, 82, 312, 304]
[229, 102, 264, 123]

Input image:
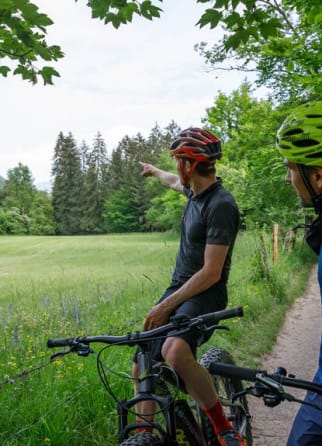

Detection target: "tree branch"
[0, 48, 33, 58]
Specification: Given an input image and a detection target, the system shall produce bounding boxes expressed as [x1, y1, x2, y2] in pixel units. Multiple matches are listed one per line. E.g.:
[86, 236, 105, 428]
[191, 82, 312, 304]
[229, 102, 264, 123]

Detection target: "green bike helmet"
[276, 101, 322, 166]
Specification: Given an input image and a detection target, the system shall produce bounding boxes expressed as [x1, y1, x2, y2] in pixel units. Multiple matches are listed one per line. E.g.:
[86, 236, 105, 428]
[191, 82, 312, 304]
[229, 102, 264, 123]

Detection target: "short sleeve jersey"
[171, 178, 240, 285]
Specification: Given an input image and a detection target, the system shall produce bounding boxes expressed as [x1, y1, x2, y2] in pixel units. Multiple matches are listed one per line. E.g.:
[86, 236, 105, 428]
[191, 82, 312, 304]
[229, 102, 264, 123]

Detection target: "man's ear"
[183, 159, 192, 173]
[311, 167, 322, 194]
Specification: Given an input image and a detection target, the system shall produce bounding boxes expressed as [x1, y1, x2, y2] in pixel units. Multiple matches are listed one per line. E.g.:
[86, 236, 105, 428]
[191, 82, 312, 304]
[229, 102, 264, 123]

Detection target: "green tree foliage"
[204, 84, 300, 229]
[204, 82, 257, 146]
[142, 148, 186, 232]
[0, 206, 30, 234]
[145, 188, 186, 231]
[29, 190, 55, 235]
[0, 0, 161, 83]
[104, 134, 150, 232]
[85, 0, 163, 27]
[103, 185, 141, 233]
[51, 132, 83, 234]
[0, 0, 63, 84]
[79, 140, 90, 172]
[100, 123, 179, 232]
[145, 122, 179, 160]
[1, 162, 35, 214]
[80, 132, 108, 233]
[0, 93, 313, 236]
[139, 122, 183, 231]
[2, 0, 319, 99]
[195, 0, 322, 101]
[0, 163, 54, 234]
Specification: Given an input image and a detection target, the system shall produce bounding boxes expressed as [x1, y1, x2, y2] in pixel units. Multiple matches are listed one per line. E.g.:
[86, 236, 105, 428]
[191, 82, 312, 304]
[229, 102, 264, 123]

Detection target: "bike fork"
[117, 393, 178, 442]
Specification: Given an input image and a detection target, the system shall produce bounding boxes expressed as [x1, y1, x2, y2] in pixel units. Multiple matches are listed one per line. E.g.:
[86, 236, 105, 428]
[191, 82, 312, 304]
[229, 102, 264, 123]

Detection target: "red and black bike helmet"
[169, 127, 222, 163]
[169, 128, 221, 183]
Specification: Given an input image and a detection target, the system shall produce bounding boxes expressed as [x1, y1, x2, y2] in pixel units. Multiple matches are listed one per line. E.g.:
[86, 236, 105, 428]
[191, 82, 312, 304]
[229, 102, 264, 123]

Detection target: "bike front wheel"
[117, 432, 166, 446]
[199, 348, 253, 446]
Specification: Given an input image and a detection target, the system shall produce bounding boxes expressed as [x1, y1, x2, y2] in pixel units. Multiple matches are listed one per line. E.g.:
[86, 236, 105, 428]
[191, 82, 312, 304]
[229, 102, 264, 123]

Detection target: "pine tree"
[106, 143, 125, 194]
[79, 140, 90, 173]
[51, 132, 83, 234]
[103, 123, 182, 232]
[80, 132, 108, 233]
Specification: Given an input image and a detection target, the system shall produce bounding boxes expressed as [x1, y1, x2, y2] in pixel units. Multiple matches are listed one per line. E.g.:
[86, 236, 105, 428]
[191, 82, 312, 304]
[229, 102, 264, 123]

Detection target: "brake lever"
[205, 324, 229, 332]
[50, 349, 73, 360]
[50, 343, 94, 361]
[231, 387, 252, 401]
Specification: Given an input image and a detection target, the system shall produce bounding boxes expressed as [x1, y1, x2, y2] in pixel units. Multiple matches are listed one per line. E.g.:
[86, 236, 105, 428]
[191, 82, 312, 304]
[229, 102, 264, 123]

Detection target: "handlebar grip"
[47, 338, 75, 348]
[209, 361, 259, 381]
[216, 306, 244, 320]
[202, 306, 244, 325]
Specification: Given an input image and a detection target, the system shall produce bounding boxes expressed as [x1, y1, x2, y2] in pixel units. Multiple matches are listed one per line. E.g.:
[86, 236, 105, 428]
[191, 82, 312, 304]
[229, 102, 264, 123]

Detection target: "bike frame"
[47, 304, 322, 445]
[47, 306, 246, 445]
[117, 346, 207, 445]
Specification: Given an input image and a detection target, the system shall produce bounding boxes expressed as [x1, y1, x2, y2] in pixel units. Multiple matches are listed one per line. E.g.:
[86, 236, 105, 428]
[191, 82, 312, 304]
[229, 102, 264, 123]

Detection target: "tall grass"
[0, 231, 315, 445]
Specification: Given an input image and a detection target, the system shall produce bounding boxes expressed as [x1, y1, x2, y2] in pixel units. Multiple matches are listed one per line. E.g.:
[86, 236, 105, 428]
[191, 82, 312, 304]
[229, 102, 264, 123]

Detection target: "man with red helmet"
[133, 128, 244, 446]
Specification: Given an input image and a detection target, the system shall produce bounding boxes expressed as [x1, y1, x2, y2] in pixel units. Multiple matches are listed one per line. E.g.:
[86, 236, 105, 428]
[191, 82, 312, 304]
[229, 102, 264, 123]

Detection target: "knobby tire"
[117, 432, 166, 446]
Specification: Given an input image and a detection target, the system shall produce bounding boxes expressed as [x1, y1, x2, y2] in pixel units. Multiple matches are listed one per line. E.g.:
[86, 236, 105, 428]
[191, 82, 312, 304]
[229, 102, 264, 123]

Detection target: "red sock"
[202, 401, 233, 435]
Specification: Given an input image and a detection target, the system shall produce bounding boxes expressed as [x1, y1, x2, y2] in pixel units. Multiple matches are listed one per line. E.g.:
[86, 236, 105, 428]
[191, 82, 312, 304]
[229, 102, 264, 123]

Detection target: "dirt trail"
[248, 264, 321, 445]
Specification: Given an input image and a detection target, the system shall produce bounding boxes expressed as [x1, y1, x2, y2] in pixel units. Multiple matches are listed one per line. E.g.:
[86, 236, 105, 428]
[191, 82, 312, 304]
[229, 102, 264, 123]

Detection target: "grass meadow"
[0, 231, 315, 445]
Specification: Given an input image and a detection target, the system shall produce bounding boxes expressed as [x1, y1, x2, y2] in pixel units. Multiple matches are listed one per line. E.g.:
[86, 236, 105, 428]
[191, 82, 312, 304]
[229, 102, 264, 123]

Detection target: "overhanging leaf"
[197, 9, 222, 29]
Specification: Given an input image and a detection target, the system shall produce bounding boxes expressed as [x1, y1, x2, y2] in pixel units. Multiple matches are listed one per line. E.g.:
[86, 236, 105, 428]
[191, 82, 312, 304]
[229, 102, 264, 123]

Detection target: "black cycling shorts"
[133, 281, 227, 363]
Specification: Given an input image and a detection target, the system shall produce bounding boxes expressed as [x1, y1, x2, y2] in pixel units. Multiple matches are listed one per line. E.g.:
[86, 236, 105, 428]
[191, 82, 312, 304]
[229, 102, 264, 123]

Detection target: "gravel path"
[248, 264, 321, 445]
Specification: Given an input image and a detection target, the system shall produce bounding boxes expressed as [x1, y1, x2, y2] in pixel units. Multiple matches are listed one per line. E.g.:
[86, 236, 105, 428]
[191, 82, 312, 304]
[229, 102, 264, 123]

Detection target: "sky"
[0, 0, 265, 189]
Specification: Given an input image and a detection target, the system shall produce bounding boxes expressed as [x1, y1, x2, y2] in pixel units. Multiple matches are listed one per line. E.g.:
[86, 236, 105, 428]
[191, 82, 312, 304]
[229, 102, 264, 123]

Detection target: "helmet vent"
[293, 139, 320, 147]
[284, 129, 303, 136]
[307, 151, 322, 159]
[276, 101, 322, 166]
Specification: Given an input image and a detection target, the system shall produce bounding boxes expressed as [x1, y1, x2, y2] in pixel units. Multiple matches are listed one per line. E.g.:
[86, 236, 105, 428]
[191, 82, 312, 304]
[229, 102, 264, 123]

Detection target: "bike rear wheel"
[117, 432, 166, 446]
[199, 348, 253, 446]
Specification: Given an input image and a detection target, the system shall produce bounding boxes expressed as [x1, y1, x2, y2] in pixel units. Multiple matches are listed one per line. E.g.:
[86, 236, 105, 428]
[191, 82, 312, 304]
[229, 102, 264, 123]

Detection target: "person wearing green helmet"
[276, 101, 322, 445]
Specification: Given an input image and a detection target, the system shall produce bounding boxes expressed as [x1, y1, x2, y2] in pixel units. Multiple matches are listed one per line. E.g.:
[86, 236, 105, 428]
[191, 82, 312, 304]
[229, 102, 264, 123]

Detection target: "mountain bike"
[47, 306, 252, 446]
[207, 360, 322, 412]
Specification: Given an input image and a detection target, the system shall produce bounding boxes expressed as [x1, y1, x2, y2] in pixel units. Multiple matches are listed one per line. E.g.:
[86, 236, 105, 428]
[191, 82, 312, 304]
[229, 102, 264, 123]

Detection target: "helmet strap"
[178, 158, 189, 186]
[178, 158, 198, 186]
[298, 164, 322, 215]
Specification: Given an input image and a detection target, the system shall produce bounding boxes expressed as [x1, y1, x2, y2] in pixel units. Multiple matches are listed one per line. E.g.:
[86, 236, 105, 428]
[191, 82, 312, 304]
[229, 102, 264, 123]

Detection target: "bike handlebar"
[47, 305, 243, 349]
[209, 362, 322, 396]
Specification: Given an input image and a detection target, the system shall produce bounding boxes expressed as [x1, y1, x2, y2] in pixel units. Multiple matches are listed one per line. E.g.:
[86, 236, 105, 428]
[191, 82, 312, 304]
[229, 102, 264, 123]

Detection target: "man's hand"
[143, 303, 172, 331]
[139, 162, 156, 178]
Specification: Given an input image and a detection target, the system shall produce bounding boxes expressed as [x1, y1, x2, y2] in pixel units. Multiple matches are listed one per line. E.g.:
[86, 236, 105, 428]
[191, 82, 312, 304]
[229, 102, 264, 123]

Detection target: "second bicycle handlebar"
[209, 362, 322, 396]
